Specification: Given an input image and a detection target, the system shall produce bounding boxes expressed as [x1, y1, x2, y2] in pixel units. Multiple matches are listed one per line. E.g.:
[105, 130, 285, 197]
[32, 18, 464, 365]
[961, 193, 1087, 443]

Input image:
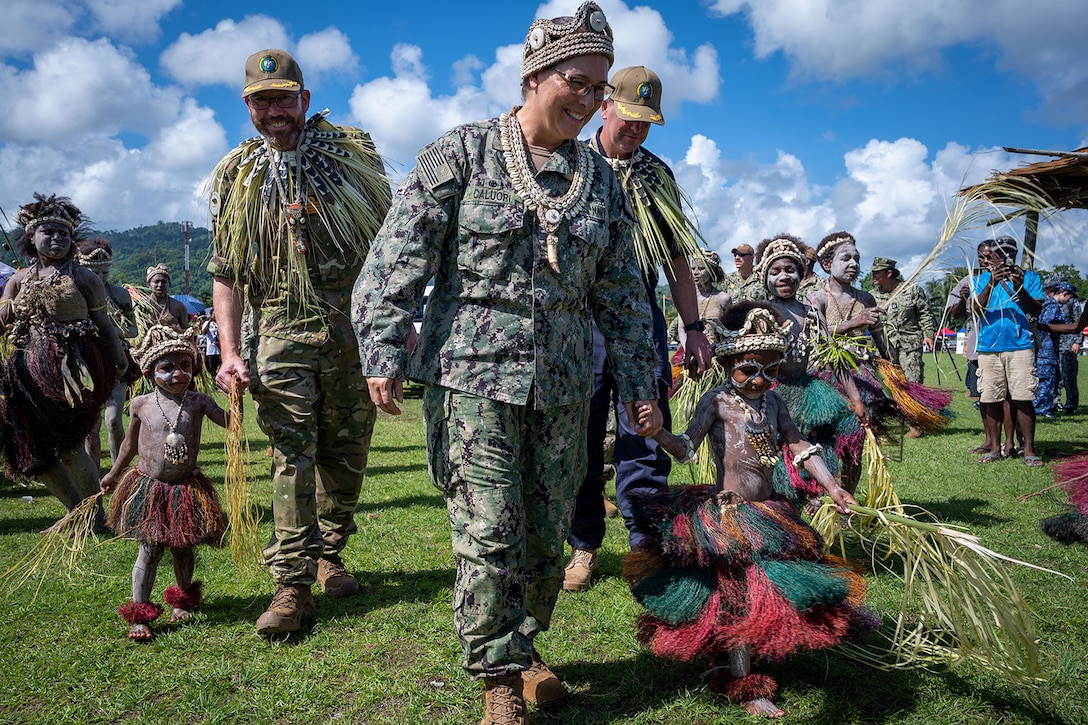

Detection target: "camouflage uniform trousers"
[423, 385, 589, 678]
[893, 335, 926, 383]
[250, 334, 376, 585]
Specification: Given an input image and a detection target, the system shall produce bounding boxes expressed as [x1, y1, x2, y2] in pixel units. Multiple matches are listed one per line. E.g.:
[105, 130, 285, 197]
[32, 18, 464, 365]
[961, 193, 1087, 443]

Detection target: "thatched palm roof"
[960, 147, 1088, 210]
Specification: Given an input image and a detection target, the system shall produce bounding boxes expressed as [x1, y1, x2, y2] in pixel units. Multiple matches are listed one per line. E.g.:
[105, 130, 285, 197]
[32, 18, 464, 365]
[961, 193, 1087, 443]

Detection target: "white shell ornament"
[166, 432, 184, 448]
[528, 28, 546, 50]
[589, 11, 607, 32]
[209, 190, 221, 217]
[544, 208, 562, 225]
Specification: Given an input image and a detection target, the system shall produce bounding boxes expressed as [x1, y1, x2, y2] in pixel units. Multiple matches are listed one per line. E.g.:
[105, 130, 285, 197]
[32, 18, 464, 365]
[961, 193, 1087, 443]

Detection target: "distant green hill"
[1, 220, 214, 304]
[99, 221, 214, 304]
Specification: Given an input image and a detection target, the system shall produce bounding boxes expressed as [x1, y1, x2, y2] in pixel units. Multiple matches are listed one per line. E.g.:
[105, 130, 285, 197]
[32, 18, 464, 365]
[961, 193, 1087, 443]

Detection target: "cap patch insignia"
[259, 56, 278, 73]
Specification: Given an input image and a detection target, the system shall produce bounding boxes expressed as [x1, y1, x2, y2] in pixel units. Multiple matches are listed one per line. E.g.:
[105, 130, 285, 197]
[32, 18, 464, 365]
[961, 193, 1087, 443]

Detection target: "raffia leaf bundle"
[0, 492, 108, 601]
[810, 429, 1063, 685]
[224, 384, 263, 575]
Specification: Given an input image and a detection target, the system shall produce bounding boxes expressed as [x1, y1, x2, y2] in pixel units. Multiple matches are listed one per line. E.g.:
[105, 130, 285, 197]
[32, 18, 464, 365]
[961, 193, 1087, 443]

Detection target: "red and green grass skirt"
[106, 468, 226, 549]
[624, 486, 879, 665]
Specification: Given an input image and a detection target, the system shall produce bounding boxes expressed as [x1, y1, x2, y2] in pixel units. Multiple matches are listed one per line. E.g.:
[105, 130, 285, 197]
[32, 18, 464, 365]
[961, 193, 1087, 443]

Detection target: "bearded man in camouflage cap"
[352, 3, 661, 722]
[207, 48, 392, 636]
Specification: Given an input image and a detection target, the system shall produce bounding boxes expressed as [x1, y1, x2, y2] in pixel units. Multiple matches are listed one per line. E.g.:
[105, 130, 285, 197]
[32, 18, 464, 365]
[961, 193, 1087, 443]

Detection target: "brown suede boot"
[317, 554, 360, 598]
[521, 651, 565, 708]
[480, 674, 528, 725]
[562, 548, 597, 593]
[255, 583, 316, 636]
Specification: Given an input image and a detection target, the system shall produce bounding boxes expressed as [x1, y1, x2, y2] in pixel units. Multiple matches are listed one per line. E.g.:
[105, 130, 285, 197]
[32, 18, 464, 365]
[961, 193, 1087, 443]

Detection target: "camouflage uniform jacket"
[723, 270, 763, 302]
[207, 121, 391, 349]
[352, 117, 658, 410]
[871, 280, 936, 351]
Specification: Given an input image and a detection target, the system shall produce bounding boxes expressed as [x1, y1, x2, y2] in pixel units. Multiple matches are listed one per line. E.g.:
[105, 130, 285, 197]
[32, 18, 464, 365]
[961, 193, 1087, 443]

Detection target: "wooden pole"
[1023, 210, 1038, 271]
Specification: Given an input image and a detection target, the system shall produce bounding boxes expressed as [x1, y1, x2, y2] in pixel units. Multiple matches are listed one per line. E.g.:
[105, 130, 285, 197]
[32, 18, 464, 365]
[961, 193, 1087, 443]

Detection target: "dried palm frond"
[224, 384, 263, 575]
[206, 113, 391, 323]
[0, 493, 111, 601]
[810, 429, 1064, 685]
[670, 360, 726, 486]
[594, 139, 706, 277]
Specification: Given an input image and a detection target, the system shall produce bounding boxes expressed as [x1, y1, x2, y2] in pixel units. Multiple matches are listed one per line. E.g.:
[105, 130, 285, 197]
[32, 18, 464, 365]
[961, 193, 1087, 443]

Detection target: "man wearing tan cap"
[563, 65, 713, 594]
[723, 242, 762, 301]
[207, 49, 392, 637]
[353, 5, 661, 721]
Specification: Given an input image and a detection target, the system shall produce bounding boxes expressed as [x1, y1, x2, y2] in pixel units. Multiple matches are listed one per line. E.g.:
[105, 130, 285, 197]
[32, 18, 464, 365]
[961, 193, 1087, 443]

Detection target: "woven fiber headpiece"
[521, 1, 614, 80]
[17, 193, 80, 237]
[78, 246, 113, 269]
[815, 230, 856, 262]
[754, 236, 806, 288]
[146, 263, 172, 284]
[711, 305, 793, 358]
[135, 324, 200, 374]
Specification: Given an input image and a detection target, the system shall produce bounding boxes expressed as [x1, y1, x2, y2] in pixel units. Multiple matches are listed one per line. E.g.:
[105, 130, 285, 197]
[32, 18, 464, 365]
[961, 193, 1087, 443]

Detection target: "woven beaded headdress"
[135, 324, 200, 374]
[815, 230, 856, 263]
[146, 263, 172, 284]
[754, 235, 805, 291]
[521, 1, 614, 80]
[17, 193, 80, 237]
[711, 304, 792, 358]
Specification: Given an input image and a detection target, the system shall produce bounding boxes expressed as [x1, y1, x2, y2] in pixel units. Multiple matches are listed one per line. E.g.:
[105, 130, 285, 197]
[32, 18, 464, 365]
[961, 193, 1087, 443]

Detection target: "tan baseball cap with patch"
[608, 65, 664, 125]
[243, 49, 304, 97]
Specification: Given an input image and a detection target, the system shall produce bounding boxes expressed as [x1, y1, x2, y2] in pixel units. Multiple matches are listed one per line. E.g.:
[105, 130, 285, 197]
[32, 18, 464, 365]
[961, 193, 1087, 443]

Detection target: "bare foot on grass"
[129, 624, 153, 642]
[743, 698, 784, 718]
[170, 608, 193, 623]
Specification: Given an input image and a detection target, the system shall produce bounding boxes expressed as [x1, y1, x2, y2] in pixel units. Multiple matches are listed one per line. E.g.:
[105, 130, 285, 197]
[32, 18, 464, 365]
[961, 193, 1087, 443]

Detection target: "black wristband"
[683, 319, 706, 333]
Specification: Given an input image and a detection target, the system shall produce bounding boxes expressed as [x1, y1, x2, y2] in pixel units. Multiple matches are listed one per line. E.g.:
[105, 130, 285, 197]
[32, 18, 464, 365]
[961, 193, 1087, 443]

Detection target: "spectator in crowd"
[870, 256, 937, 437]
[723, 243, 762, 302]
[1034, 280, 1075, 418]
[1058, 285, 1083, 413]
[946, 242, 1015, 456]
[971, 237, 1044, 466]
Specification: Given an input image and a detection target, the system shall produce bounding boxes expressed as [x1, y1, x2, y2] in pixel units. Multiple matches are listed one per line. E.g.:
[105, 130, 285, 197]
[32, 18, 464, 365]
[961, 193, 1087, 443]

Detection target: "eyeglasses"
[552, 69, 614, 101]
[247, 93, 301, 110]
[734, 252, 753, 258]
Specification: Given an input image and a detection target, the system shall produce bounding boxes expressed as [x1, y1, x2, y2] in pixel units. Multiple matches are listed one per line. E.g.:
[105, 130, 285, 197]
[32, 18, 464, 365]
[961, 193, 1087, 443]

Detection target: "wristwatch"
[683, 319, 706, 333]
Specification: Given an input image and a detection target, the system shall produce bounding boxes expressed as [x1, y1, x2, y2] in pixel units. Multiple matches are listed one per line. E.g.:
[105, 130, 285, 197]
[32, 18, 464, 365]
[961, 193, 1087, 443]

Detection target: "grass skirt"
[106, 468, 226, 549]
[624, 485, 878, 663]
[0, 323, 115, 476]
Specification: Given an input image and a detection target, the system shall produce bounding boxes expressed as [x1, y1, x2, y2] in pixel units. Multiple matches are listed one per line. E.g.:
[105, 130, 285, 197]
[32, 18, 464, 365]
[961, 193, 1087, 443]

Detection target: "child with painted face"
[626, 302, 872, 719]
[100, 325, 229, 642]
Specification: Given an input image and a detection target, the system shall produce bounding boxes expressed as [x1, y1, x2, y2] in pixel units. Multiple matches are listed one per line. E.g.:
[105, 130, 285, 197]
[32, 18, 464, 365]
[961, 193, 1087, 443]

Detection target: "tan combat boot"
[317, 554, 360, 598]
[480, 674, 528, 725]
[602, 494, 619, 518]
[521, 650, 565, 707]
[562, 548, 597, 592]
[255, 583, 317, 636]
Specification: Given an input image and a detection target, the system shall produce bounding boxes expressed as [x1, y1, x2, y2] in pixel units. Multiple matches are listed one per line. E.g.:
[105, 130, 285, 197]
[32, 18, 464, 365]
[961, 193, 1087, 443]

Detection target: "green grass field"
[0, 358, 1086, 724]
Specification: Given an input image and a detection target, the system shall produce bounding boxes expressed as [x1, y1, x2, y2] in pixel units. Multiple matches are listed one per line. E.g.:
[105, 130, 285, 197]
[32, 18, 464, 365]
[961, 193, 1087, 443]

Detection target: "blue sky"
[2, 0, 1087, 277]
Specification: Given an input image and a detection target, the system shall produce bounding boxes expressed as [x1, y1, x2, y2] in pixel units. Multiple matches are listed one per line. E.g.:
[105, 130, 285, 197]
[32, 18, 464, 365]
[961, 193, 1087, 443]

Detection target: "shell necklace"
[733, 389, 780, 469]
[155, 388, 189, 464]
[500, 108, 593, 273]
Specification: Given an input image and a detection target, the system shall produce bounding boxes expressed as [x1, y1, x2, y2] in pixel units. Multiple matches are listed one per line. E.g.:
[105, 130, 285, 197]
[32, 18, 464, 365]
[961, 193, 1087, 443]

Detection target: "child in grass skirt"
[627, 302, 878, 718]
[101, 325, 228, 641]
